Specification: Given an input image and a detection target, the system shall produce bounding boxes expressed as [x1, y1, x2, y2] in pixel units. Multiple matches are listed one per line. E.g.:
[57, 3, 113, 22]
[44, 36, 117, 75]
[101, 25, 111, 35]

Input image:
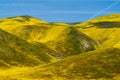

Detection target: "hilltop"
[0, 48, 120, 80]
[75, 14, 120, 48]
[0, 14, 120, 80]
[0, 15, 98, 57]
[75, 14, 120, 28]
[38, 26, 97, 57]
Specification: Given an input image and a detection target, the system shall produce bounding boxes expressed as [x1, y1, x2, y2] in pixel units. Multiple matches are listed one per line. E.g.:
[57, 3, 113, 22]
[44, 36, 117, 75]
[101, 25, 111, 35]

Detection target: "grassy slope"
[0, 16, 97, 57]
[0, 15, 48, 40]
[0, 48, 120, 80]
[0, 29, 58, 67]
[37, 48, 120, 80]
[0, 15, 120, 80]
[75, 14, 120, 28]
[38, 26, 98, 57]
[75, 14, 120, 48]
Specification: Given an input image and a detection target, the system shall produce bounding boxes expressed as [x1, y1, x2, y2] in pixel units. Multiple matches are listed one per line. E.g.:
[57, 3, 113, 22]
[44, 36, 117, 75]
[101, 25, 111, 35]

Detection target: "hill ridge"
[0, 29, 59, 67]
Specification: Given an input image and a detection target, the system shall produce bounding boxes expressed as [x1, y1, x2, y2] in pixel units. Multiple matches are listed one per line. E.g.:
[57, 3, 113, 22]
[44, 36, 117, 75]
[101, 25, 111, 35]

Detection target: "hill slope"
[0, 15, 49, 40]
[75, 14, 120, 48]
[0, 48, 120, 80]
[26, 48, 120, 80]
[38, 26, 98, 57]
[0, 16, 98, 57]
[0, 14, 120, 80]
[75, 14, 120, 28]
[0, 29, 58, 67]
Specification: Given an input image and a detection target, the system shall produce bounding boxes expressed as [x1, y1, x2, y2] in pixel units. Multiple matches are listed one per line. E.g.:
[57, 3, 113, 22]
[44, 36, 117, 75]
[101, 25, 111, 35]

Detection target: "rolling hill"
[0, 14, 120, 80]
[0, 29, 58, 67]
[0, 16, 98, 57]
[30, 48, 120, 80]
[38, 26, 98, 57]
[0, 15, 49, 40]
[75, 14, 120, 48]
[75, 14, 120, 28]
[0, 48, 120, 80]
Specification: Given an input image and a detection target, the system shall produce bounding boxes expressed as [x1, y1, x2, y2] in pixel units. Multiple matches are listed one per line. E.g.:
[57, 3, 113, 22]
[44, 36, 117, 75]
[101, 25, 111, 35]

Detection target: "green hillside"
[0, 29, 58, 67]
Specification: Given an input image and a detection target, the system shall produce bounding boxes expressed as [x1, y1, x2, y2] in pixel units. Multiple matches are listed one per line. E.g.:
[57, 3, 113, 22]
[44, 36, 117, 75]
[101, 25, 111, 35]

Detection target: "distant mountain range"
[0, 14, 120, 80]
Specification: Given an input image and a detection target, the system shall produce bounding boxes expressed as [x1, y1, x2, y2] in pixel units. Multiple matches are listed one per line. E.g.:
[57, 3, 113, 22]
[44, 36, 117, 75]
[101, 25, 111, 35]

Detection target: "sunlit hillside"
[0, 29, 58, 67]
[0, 48, 120, 80]
[0, 15, 48, 39]
[75, 14, 120, 28]
[75, 14, 120, 48]
[0, 16, 97, 57]
[0, 14, 120, 80]
[37, 26, 97, 57]
[30, 48, 120, 80]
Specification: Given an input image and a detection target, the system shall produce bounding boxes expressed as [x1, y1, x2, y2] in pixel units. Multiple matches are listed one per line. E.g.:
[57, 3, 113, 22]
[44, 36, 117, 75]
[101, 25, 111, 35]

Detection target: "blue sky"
[0, 0, 120, 22]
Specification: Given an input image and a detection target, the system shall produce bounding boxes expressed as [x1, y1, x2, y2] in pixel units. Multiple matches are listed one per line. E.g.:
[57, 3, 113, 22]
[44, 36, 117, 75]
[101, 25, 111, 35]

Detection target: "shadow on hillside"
[93, 21, 120, 28]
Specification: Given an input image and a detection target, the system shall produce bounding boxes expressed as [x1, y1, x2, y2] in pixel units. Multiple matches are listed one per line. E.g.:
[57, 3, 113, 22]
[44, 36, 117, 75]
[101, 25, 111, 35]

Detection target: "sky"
[0, 0, 120, 22]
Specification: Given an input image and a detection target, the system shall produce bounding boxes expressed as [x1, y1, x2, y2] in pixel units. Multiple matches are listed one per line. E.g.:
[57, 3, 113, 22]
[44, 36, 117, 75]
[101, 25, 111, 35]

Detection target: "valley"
[0, 14, 120, 80]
